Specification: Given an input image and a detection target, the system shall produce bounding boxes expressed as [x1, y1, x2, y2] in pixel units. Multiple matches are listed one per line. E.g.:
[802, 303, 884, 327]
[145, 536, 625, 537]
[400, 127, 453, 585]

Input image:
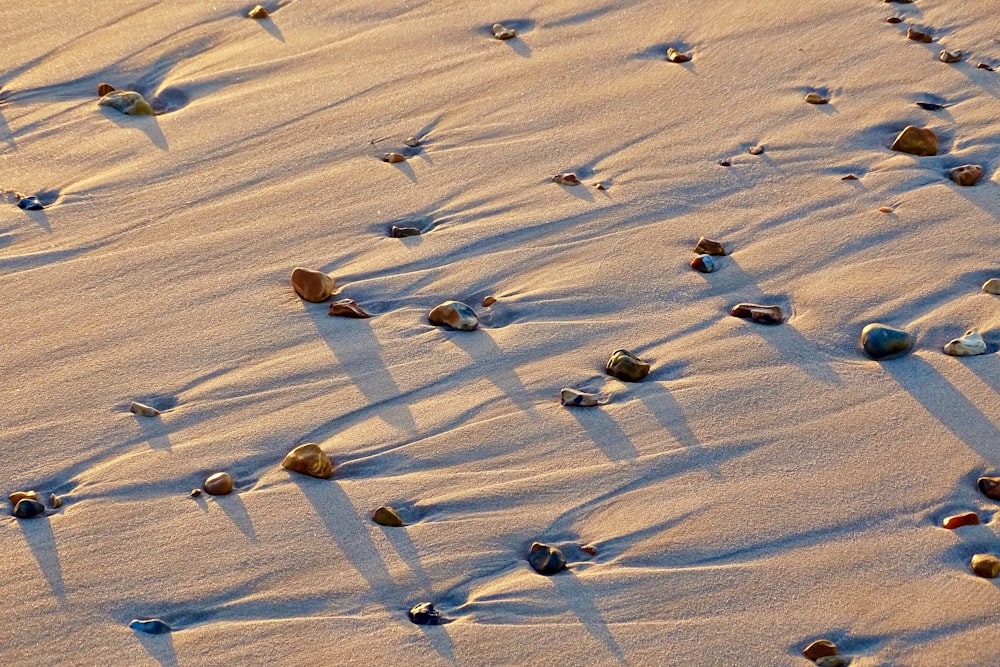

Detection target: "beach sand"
[2, 1, 999, 664]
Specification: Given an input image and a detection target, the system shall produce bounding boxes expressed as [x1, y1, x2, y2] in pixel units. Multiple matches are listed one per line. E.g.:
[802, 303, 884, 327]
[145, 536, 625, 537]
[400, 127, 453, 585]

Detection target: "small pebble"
[842, 174, 859, 180]
[382, 152, 405, 164]
[247, 5, 269, 19]
[428, 301, 479, 331]
[552, 172, 581, 186]
[943, 330, 986, 357]
[49, 493, 62, 509]
[404, 136, 422, 148]
[978, 476, 1000, 500]
[939, 50, 963, 63]
[9, 490, 38, 505]
[804, 92, 829, 104]
[884, 0, 913, 3]
[861, 323, 912, 359]
[17, 196, 43, 210]
[281, 443, 334, 479]
[290, 267, 335, 303]
[802, 639, 839, 661]
[606, 349, 650, 382]
[891, 126, 938, 156]
[666, 47, 691, 63]
[982, 278, 1000, 295]
[730, 303, 783, 325]
[13, 499, 46, 518]
[481, 295, 497, 307]
[408, 602, 443, 625]
[748, 145, 765, 155]
[328, 298, 370, 318]
[203, 472, 234, 496]
[694, 236, 727, 256]
[906, 27, 933, 43]
[128, 619, 172, 634]
[560, 388, 607, 407]
[97, 82, 116, 97]
[595, 182, 607, 190]
[581, 545, 598, 556]
[948, 164, 983, 186]
[816, 657, 848, 667]
[491, 23, 516, 40]
[528, 542, 567, 575]
[718, 159, 732, 167]
[942, 512, 980, 529]
[971, 554, 1000, 578]
[977, 63, 995, 71]
[915, 102, 945, 111]
[885, 17, 903, 24]
[372, 506, 404, 527]
[878, 206, 894, 213]
[98, 90, 154, 116]
[390, 225, 421, 238]
[129, 401, 160, 417]
[190, 488, 202, 498]
[690, 255, 716, 273]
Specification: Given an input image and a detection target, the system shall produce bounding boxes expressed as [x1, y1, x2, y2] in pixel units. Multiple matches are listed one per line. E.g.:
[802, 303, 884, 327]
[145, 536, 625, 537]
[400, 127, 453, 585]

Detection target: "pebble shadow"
[133, 632, 178, 667]
[551, 571, 626, 663]
[19, 516, 67, 603]
[566, 403, 639, 462]
[101, 108, 168, 150]
[214, 492, 258, 543]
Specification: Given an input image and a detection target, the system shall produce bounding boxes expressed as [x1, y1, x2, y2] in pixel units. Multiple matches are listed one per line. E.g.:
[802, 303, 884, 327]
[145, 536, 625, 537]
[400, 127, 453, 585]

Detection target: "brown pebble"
[878, 206, 894, 213]
[97, 83, 116, 97]
[190, 488, 202, 497]
[971, 554, 1000, 578]
[290, 267, 335, 302]
[948, 164, 983, 187]
[693, 236, 727, 256]
[804, 92, 829, 104]
[492, 23, 517, 40]
[718, 159, 731, 167]
[204, 472, 234, 496]
[49, 493, 62, 509]
[581, 545, 598, 556]
[802, 639, 839, 661]
[886, 17, 903, 24]
[730, 303, 783, 325]
[552, 172, 581, 186]
[906, 27, 933, 43]
[977, 476, 1000, 500]
[9, 490, 38, 505]
[390, 225, 421, 238]
[748, 145, 764, 155]
[942, 512, 980, 529]
[977, 63, 995, 71]
[666, 47, 690, 63]
[594, 182, 607, 190]
[328, 298, 371, 318]
[372, 506, 404, 527]
[842, 174, 858, 180]
[690, 255, 716, 273]
[482, 295, 497, 307]
[129, 401, 160, 417]
[282, 443, 334, 479]
[383, 152, 405, 164]
[248, 5, 269, 19]
[891, 126, 938, 156]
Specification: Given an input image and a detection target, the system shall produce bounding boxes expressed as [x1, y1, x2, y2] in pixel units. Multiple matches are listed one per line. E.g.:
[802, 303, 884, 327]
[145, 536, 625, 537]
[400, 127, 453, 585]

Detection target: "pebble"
[690, 255, 716, 273]
[528, 542, 567, 575]
[9, 490, 38, 505]
[948, 164, 983, 186]
[49, 493, 62, 509]
[886, 17, 903, 24]
[372, 506, 404, 527]
[816, 657, 848, 667]
[328, 298, 370, 318]
[906, 27, 933, 43]
[129, 401, 160, 417]
[983, 279, 1000, 295]
[581, 544, 598, 556]
[290, 267, 335, 303]
[17, 196, 43, 210]
[428, 301, 479, 331]
[98, 90, 154, 116]
[13, 499, 46, 518]
[595, 182, 608, 190]
[552, 172, 581, 186]
[939, 50, 963, 63]
[878, 206, 894, 213]
[977, 476, 1000, 500]
[408, 602, 443, 625]
[804, 92, 829, 104]
[718, 159, 731, 167]
[481, 295, 497, 307]
[390, 225, 421, 238]
[884, 0, 913, 3]
[694, 237, 727, 256]
[404, 136, 422, 148]
[281, 443, 334, 479]
[915, 102, 945, 111]
[190, 488, 202, 498]
[942, 512, 980, 529]
[97, 83, 116, 97]
[748, 145, 765, 155]
[861, 323, 912, 360]
[842, 174, 859, 180]
[891, 126, 938, 156]
[128, 619, 172, 634]
[382, 152, 405, 164]
[203, 472, 234, 496]
[802, 639, 839, 661]
[492, 23, 516, 40]
[730, 303, 783, 325]
[943, 330, 986, 357]
[666, 47, 691, 63]
[248, 5, 269, 19]
[560, 388, 607, 407]
[977, 63, 995, 71]
[971, 554, 1000, 578]
[605, 349, 650, 382]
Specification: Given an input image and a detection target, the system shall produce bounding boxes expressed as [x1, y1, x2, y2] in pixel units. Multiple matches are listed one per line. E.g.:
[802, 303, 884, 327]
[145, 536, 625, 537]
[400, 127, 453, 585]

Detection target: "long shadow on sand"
[19, 516, 67, 603]
[214, 492, 258, 543]
[101, 109, 168, 150]
[552, 571, 626, 664]
[567, 405, 639, 461]
[133, 633, 178, 667]
[444, 328, 538, 418]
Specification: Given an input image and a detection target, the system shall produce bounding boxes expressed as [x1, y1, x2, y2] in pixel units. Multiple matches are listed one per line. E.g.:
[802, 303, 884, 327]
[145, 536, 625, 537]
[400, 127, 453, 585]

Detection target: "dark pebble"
[128, 618, 172, 634]
[17, 196, 43, 210]
[408, 602, 443, 625]
[915, 102, 944, 110]
[528, 542, 567, 575]
[13, 498, 46, 518]
[390, 226, 421, 238]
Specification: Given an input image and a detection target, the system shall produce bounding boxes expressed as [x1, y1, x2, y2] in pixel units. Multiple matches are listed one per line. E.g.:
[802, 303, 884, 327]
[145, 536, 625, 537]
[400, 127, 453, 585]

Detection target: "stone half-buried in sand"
[290, 267, 335, 303]
[861, 323, 912, 360]
[890, 126, 938, 156]
[605, 349, 650, 382]
[282, 443, 334, 479]
[942, 330, 986, 357]
[948, 164, 983, 186]
[98, 90, 154, 116]
[427, 300, 478, 331]
[528, 542, 567, 575]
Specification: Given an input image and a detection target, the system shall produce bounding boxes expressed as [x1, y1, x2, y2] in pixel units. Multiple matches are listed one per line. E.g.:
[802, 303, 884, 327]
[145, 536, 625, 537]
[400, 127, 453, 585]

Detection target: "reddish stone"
[942, 512, 980, 529]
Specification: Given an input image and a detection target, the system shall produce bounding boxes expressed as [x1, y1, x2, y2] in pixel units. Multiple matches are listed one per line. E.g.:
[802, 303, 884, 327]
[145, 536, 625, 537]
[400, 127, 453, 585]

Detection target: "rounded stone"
[281, 443, 334, 479]
[983, 279, 1000, 295]
[802, 639, 838, 661]
[971, 554, 1000, 578]
[666, 47, 690, 63]
[977, 476, 1000, 500]
[939, 49, 963, 63]
[290, 267, 335, 303]
[861, 323, 912, 360]
[748, 145, 765, 155]
[492, 23, 516, 40]
[204, 472, 234, 496]
[730, 303, 783, 325]
[382, 152, 405, 163]
[690, 255, 716, 273]
[528, 542, 567, 575]
[948, 164, 983, 186]
[481, 295, 497, 307]
[404, 136, 422, 148]
[428, 301, 478, 331]
[606, 349, 650, 382]
[98, 90, 154, 116]
[9, 490, 38, 505]
[942, 512, 980, 529]
[943, 330, 986, 357]
[408, 602, 443, 625]
[17, 196, 43, 210]
[13, 498, 45, 518]
[129, 401, 160, 417]
[694, 237, 727, 256]
[128, 618, 172, 634]
[906, 27, 933, 43]
[804, 92, 829, 104]
[891, 126, 938, 156]
[372, 506, 404, 527]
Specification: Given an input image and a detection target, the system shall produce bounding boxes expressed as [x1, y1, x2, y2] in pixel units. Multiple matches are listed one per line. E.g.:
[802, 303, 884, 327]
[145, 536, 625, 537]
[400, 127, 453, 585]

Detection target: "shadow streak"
[567, 406, 638, 461]
[102, 110, 168, 150]
[215, 493, 258, 543]
[552, 571, 626, 663]
[20, 516, 66, 603]
[445, 328, 538, 417]
[134, 632, 178, 667]
[137, 415, 172, 451]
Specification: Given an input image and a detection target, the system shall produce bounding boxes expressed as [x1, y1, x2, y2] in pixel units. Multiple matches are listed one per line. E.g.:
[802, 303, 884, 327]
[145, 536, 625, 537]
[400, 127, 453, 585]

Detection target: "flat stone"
[943, 330, 986, 357]
[884, 0, 913, 3]
[690, 255, 716, 273]
[17, 196, 43, 210]
[940, 50, 963, 63]
[13, 498, 45, 518]
[977, 476, 1000, 500]
[949, 164, 983, 186]
[203, 472, 233, 496]
[886, 17, 903, 23]
[528, 542, 566, 575]
[129, 619, 172, 634]
[906, 27, 933, 43]
[978, 63, 996, 71]
[861, 323, 912, 359]
[281, 443, 334, 479]
[390, 225, 421, 238]
[382, 152, 405, 163]
[492, 23, 516, 40]
[129, 401, 160, 417]
[552, 172, 581, 186]
[560, 388, 607, 407]
[730, 303, 783, 325]
[98, 90, 154, 115]
[802, 639, 838, 661]
[971, 554, 1000, 578]
[983, 278, 1000, 295]
[290, 267, 335, 303]
[428, 301, 478, 331]
[666, 47, 690, 63]
[891, 126, 938, 156]
[942, 512, 980, 529]
[408, 602, 443, 625]
[694, 237, 727, 256]
[605, 349, 650, 382]
[248, 5, 269, 19]
[9, 490, 38, 505]
[372, 506, 404, 527]
[328, 298, 370, 318]
[915, 102, 945, 111]
[804, 92, 829, 104]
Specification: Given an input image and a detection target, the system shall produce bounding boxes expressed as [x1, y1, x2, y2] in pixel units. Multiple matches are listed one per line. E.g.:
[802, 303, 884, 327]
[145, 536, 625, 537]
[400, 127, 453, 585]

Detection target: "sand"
[2, 1, 999, 664]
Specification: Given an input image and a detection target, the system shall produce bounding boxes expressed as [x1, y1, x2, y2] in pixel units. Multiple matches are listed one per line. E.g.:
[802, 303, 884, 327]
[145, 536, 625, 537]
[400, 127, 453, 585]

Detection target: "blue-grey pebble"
[128, 618, 172, 634]
[861, 323, 913, 360]
[13, 498, 46, 518]
[17, 196, 43, 210]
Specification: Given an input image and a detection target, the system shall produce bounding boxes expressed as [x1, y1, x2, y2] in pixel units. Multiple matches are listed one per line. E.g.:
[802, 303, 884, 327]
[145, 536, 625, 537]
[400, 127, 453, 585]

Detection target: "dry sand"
[2, 1, 999, 664]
